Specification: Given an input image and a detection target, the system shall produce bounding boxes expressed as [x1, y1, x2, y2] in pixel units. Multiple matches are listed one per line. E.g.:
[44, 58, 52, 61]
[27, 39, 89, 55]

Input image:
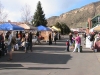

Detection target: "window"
[98, 16, 100, 23]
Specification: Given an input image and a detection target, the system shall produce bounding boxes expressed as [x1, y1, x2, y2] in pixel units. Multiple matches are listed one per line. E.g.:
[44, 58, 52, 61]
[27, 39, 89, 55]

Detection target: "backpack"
[66, 41, 69, 46]
[11, 36, 16, 45]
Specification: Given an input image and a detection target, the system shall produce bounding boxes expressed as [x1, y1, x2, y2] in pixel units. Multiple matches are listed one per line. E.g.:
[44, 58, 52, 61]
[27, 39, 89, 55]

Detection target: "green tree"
[61, 23, 71, 34]
[54, 22, 61, 28]
[54, 22, 63, 34]
[54, 22, 71, 35]
[31, 1, 47, 27]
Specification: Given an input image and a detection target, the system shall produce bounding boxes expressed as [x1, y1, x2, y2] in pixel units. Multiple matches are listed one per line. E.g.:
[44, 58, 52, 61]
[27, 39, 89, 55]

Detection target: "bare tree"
[0, 1, 8, 22]
[21, 4, 31, 24]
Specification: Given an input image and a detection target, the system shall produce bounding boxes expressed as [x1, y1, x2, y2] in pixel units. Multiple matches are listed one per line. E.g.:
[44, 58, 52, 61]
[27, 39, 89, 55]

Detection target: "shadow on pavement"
[81, 51, 94, 53]
[33, 46, 66, 52]
[0, 36, 71, 69]
[0, 64, 23, 68]
[0, 53, 72, 64]
[0, 67, 70, 70]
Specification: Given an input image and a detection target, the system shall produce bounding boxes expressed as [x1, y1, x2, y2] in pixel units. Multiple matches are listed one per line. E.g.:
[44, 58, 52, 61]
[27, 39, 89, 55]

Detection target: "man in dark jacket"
[69, 33, 73, 45]
[27, 32, 33, 52]
[49, 33, 52, 45]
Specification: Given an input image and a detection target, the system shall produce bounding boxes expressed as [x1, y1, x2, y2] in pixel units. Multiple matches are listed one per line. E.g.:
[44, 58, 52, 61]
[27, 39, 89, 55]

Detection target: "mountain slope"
[47, 1, 100, 28]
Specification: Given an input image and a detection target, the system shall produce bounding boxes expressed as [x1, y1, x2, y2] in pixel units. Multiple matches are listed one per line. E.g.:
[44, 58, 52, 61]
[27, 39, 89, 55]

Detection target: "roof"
[91, 14, 100, 21]
[18, 24, 37, 30]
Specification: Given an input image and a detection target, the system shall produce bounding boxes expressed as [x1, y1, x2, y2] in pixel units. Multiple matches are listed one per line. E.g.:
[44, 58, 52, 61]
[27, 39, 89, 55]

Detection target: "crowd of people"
[36, 31, 61, 45]
[0, 30, 61, 61]
[65, 32, 81, 53]
[48, 31, 60, 45]
[1, 30, 100, 61]
[86, 32, 100, 51]
[0, 31, 33, 61]
[65, 31, 100, 53]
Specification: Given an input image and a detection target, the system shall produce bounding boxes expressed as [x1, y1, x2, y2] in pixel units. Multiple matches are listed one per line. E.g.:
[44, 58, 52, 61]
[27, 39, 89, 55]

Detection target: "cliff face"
[47, 1, 100, 28]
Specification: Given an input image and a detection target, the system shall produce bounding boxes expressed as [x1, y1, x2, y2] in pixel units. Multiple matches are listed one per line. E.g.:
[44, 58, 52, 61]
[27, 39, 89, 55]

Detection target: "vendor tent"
[18, 24, 37, 30]
[51, 26, 61, 31]
[48, 27, 57, 31]
[93, 25, 100, 32]
[0, 23, 24, 30]
[37, 25, 51, 31]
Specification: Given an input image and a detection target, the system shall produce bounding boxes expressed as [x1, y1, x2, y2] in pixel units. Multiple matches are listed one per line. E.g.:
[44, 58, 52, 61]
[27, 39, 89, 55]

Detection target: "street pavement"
[0, 35, 100, 75]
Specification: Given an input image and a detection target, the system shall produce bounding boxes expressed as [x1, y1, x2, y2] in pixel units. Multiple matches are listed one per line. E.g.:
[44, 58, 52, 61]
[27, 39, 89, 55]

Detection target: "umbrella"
[37, 25, 51, 31]
[0, 23, 24, 30]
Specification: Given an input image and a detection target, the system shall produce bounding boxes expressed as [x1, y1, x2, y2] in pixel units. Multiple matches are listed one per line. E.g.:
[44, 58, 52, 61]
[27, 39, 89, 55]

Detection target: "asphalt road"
[0, 35, 100, 75]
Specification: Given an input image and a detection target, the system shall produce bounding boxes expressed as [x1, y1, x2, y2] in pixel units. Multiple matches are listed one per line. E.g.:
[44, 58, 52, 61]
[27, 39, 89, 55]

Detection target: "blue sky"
[0, 0, 99, 22]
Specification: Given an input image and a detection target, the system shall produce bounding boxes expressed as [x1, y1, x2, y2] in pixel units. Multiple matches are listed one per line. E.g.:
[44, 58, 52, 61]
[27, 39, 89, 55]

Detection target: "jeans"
[28, 42, 32, 51]
[69, 40, 73, 46]
[73, 43, 80, 52]
[25, 42, 28, 51]
[25, 42, 32, 52]
[7, 44, 13, 52]
[17, 40, 21, 46]
[66, 46, 69, 51]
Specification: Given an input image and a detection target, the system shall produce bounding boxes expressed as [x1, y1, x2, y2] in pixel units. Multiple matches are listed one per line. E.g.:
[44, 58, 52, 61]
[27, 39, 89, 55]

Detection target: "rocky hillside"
[47, 1, 100, 28]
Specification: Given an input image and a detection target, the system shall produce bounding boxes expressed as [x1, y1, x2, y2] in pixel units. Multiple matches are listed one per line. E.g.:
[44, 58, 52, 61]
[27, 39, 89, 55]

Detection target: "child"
[65, 40, 70, 52]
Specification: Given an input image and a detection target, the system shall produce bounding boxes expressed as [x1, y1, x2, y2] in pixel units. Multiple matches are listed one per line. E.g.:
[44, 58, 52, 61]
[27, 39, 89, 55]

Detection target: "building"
[87, 14, 100, 29]
[86, 14, 100, 34]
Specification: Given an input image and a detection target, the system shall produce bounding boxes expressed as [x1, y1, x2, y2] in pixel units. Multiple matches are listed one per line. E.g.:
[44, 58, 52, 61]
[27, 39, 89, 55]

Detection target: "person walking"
[6, 31, 14, 60]
[87, 32, 95, 50]
[69, 32, 73, 45]
[49, 33, 52, 45]
[52, 32, 55, 41]
[24, 32, 29, 53]
[21, 35, 26, 50]
[27, 32, 33, 52]
[54, 32, 57, 44]
[83, 32, 87, 45]
[73, 34, 81, 53]
[65, 40, 70, 52]
[36, 31, 41, 44]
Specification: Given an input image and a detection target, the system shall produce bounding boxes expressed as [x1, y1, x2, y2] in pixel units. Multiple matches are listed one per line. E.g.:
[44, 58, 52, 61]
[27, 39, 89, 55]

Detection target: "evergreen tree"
[31, 1, 47, 27]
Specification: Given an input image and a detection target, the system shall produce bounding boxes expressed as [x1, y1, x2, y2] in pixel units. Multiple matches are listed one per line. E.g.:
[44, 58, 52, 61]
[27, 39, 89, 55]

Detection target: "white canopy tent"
[90, 24, 100, 32]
